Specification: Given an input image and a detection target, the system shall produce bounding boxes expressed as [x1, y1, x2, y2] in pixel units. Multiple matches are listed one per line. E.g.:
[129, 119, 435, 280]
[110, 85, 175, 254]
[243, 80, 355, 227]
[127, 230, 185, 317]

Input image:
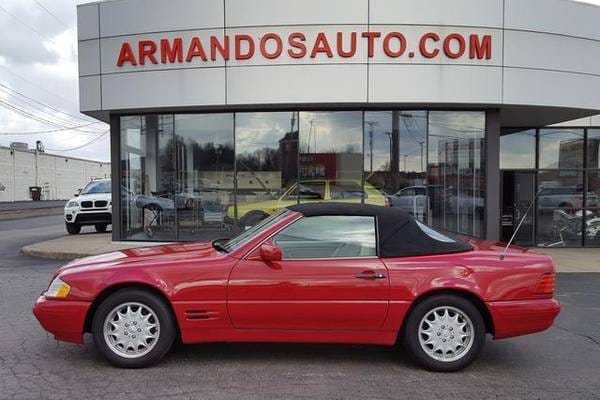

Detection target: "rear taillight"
[534, 273, 555, 295]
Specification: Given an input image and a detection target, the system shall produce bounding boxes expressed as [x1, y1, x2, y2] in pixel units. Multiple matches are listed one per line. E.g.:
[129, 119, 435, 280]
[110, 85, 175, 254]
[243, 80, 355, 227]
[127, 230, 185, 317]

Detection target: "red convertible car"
[33, 203, 560, 372]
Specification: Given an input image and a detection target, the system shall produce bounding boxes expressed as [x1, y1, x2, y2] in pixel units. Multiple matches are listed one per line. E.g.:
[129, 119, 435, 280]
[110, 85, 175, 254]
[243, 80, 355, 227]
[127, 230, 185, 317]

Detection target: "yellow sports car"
[231, 179, 389, 227]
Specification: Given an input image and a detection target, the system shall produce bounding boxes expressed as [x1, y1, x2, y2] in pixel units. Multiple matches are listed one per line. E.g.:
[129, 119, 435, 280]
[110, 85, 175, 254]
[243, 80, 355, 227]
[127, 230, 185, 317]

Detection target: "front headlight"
[45, 277, 70, 298]
[66, 201, 79, 208]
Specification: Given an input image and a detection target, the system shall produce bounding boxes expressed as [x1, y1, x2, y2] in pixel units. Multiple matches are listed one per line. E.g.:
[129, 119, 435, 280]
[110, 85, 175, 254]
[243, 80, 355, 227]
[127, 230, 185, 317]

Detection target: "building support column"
[485, 109, 501, 241]
[110, 114, 121, 242]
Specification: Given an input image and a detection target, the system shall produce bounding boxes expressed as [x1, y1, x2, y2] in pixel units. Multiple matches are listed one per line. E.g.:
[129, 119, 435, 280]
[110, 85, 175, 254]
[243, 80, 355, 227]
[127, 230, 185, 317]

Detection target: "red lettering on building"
[361, 32, 381, 58]
[470, 34, 492, 60]
[443, 33, 466, 59]
[260, 33, 283, 59]
[115, 32, 493, 66]
[160, 38, 183, 63]
[235, 34, 255, 60]
[419, 32, 440, 58]
[210, 36, 230, 61]
[288, 32, 307, 58]
[383, 32, 407, 58]
[337, 32, 357, 58]
[311, 32, 334, 58]
[117, 42, 137, 66]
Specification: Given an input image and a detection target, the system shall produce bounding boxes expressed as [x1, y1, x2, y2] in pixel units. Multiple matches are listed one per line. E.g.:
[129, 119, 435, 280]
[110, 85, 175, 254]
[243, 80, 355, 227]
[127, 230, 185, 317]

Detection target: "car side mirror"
[260, 244, 282, 262]
[74, 189, 82, 197]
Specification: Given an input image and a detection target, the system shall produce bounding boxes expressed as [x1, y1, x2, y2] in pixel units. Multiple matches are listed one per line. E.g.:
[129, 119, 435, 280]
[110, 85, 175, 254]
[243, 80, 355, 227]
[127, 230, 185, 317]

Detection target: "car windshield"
[330, 181, 365, 199]
[81, 181, 111, 194]
[223, 209, 292, 252]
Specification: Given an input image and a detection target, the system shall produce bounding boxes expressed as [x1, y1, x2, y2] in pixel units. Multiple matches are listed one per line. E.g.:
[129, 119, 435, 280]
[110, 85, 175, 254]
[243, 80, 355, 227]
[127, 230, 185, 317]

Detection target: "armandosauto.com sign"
[116, 30, 493, 66]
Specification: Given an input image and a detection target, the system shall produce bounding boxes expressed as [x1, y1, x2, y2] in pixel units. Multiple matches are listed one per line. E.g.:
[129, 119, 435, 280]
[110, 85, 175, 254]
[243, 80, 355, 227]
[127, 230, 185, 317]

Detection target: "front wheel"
[94, 223, 108, 233]
[65, 222, 81, 235]
[402, 294, 486, 372]
[91, 288, 176, 368]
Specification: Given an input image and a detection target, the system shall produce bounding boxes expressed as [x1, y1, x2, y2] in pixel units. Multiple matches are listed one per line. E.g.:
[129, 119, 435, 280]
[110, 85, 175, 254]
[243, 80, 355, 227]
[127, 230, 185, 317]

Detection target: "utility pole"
[419, 140, 425, 172]
[364, 121, 378, 173]
[404, 154, 408, 173]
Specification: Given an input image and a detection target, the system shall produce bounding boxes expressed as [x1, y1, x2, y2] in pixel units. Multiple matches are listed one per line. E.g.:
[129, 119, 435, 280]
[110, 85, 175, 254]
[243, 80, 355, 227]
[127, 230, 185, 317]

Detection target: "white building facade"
[77, 0, 600, 248]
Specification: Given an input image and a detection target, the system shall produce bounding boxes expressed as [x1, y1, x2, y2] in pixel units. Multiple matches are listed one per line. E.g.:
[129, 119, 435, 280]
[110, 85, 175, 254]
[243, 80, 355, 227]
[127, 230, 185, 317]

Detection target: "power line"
[0, 122, 102, 136]
[0, 65, 79, 108]
[32, 0, 71, 30]
[0, 98, 104, 134]
[45, 130, 110, 152]
[0, 4, 63, 47]
[0, 82, 96, 124]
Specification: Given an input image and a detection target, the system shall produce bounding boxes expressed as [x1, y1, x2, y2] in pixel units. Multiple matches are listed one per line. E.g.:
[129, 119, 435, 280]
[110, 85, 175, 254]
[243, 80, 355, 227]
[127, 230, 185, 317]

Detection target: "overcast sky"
[1, 0, 600, 164]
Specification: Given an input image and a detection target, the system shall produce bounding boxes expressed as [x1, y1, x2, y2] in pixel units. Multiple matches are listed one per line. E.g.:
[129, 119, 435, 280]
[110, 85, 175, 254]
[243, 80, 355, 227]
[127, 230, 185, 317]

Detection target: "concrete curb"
[21, 246, 86, 261]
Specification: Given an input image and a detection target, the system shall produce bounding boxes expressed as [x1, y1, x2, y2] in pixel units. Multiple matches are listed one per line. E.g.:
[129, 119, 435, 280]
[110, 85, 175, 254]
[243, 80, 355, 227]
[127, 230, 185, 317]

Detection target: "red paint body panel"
[488, 299, 561, 339]
[32, 213, 561, 347]
[32, 297, 90, 344]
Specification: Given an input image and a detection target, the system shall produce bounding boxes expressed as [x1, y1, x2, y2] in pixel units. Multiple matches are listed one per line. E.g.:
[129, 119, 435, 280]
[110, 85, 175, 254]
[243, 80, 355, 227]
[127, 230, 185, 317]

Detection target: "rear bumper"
[32, 296, 91, 344]
[488, 298, 561, 339]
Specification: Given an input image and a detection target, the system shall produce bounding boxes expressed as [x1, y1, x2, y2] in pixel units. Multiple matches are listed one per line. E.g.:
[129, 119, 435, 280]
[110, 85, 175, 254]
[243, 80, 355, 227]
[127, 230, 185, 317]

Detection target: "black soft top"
[286, 203, 473, 257]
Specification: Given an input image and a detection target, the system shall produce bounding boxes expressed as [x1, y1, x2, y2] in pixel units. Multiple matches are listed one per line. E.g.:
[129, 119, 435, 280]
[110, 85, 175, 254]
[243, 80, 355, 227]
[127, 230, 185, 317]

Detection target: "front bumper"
[488, 298, 561, 340]
[33, 296, 91, 344]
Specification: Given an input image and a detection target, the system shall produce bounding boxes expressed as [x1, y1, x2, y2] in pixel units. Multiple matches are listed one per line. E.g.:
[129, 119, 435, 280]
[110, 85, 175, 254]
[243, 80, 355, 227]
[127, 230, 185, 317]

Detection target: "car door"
[228, 215, 389, 331]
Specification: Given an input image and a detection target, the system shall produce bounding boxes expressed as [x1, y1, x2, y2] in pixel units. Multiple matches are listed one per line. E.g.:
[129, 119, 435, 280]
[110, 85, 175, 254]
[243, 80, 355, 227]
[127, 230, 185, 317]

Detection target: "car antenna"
[500, 190, 543, 261]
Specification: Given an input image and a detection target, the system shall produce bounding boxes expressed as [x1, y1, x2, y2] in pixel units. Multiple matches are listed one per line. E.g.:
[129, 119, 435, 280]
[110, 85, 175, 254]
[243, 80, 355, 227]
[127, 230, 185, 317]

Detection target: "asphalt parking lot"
[1, 215, 599, 400]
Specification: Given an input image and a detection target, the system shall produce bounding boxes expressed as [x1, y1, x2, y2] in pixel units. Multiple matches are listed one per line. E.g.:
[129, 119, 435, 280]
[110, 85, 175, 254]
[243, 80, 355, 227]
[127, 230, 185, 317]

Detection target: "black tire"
[65, 222, 81, 235]
[401, 294, 486, 372]
[91, 288, 176, 368]
[240, 211, 269, 227]
[94, 223, 108, 233]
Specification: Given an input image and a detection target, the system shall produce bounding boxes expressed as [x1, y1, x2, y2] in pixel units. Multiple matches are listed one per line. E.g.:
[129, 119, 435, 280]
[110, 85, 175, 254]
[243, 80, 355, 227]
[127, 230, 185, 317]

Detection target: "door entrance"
[501, 171, 536, 246]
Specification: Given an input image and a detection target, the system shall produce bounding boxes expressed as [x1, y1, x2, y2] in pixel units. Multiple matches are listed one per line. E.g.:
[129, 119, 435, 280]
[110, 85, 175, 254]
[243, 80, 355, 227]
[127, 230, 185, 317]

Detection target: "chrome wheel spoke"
[103, 302, 161, 359]
[418, 306, 474, 363]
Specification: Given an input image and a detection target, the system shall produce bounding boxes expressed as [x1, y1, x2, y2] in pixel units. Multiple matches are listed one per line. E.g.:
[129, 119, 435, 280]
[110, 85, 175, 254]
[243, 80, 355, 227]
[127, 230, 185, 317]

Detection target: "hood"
[76, 192, 112, 201]
[56, 242, 223, 275]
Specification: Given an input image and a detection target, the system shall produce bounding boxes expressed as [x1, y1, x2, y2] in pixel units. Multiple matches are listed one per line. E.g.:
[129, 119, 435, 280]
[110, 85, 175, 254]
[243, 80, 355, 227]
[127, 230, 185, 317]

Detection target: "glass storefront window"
[174, 114, 234, 240]
[585, 171, 600, 247]
[298, 112, 367, 204]
[539, 129, 584, 169]
[121, 115, 176, 241]
[119, 110, 489, 242]
[364, 111, 427, 220]
[500, 129, 536, 169]
[235, 112, 299, 228]
[428, 111, 486, 237]
[588, 129, 600, 169]
[536, 170, 584, 247]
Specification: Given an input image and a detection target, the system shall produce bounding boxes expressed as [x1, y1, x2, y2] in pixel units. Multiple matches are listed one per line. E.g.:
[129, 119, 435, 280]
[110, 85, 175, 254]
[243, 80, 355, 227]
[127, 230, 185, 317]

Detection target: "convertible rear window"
[415, 221, 456, 243]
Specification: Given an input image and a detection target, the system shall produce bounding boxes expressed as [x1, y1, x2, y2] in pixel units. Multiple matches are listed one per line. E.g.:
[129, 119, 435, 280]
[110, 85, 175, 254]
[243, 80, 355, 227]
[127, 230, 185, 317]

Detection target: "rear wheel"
[402, 294, 486, 372]
[65, 222, 81, 235]
[95, 223, 108, 233]
[91, 288, 176, 368]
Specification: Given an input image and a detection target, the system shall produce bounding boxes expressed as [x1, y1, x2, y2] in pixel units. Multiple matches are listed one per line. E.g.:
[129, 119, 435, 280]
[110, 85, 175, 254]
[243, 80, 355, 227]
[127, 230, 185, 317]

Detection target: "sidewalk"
[20, 232, 600, 272]
[0, 200, 65, 220]
[21, 233, 169, 261]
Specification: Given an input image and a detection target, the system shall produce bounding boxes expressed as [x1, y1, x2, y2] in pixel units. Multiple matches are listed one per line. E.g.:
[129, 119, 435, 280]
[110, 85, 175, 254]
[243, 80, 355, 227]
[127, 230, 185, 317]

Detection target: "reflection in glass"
[588, 130, 600, 169]
[428, 111, 486, 237]
[120, 115, 176, 241]
[273, 215, 377, 259]
[585, 171, 600, 247]
[174, 114, 234, 240]
[234, 112, 299, 227]
[536, 170, 583, 247]
[500, 129, 536, 169]
[298, 112, 378, 206]
[539, 129, 583, 169]
[365, 111, 427, 220]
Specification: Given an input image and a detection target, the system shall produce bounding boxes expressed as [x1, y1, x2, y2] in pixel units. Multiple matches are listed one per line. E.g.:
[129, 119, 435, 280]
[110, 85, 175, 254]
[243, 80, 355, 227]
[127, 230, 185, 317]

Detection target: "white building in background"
[0, 146, 110, 202]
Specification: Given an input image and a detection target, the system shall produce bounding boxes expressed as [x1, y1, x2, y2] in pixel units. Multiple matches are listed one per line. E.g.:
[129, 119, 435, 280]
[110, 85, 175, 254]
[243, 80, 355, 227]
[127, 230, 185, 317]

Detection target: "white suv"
[64, 179, 112, 234]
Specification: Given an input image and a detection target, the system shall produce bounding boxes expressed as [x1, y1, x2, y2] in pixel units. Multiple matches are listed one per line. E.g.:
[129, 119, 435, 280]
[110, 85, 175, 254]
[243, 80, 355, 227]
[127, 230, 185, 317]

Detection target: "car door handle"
[355, 272, 387, 279]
